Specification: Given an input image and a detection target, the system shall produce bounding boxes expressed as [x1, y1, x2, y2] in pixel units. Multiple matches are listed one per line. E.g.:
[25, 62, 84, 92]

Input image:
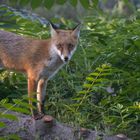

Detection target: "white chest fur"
[40, 45, 64, 79]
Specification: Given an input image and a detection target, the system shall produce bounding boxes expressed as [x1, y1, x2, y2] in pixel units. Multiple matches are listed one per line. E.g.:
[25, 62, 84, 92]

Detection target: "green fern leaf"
[7, 134, 20, 140]
[86, 77, 94, 81]
[0, 122, 5, 128]
[0, 114, 18, 121]
[83, 83, 92, 88]
[11, 107, 30, 114]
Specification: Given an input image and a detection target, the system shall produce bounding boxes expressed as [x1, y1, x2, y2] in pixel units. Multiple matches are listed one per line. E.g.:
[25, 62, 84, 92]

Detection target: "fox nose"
[64, 56, 69, 62]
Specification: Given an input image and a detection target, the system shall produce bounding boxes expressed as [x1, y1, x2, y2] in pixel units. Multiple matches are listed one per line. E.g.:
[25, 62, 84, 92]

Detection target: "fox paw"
[32, 113, 45, 120]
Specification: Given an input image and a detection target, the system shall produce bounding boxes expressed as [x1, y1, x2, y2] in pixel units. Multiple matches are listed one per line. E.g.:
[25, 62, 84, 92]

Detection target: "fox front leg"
[37, 78, 47, 115]
[27, 77, 37, 117]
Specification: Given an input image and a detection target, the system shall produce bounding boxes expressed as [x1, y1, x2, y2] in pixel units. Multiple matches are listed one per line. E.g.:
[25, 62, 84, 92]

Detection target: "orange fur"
[0, 24, 81, 118]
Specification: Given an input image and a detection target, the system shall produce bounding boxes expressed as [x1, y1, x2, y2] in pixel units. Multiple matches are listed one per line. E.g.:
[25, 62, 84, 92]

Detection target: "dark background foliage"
[0, 0, 140, 139]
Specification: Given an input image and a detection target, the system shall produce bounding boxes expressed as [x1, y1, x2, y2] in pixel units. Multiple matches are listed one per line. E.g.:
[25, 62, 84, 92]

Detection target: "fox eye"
[68, 43, 74, 49]
[57, 44, 62, 49]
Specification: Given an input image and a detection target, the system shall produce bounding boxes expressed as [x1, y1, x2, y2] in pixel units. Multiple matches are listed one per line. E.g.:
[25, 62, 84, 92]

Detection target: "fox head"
[50, 23, 81, 62]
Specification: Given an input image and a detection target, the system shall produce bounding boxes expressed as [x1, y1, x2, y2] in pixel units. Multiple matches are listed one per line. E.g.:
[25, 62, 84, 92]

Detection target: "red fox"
[0, 23, 81, 119]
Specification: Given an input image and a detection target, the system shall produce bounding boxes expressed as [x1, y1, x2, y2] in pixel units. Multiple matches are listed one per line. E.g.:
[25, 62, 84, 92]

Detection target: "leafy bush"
[0, 5, 140, 140]
[0, 96, 31, 140]
[46, 13, 140, 139]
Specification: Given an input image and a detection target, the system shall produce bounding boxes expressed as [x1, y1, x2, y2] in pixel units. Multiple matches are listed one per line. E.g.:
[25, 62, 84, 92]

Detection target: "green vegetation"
[0, 1, 140, 140]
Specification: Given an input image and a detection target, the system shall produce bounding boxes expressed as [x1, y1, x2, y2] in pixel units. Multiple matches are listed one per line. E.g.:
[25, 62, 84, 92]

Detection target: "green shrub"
[0, 5, 140, 140]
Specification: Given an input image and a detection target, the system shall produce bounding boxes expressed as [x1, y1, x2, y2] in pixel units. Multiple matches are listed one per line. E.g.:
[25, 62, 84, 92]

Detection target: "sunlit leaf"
[89, 73, 100, 76]
[13, 99, 35, 109]
[11, 107, 30, 114]
[0, 114, 18, 121]
[7, 134, 20, 140]
[78, 90, 89, 94]
[95, 78, 109, 82]
[63, 104, 76, 112]
[1, 103, 13, 109]
[0, 122, 5, 128]
[86, 77, 94, 81]
[0, 99, 9, 105]
[83, 83, 92, 88]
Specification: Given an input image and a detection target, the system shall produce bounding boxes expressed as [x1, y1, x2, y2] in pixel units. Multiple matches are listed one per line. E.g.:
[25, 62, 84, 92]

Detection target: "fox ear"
[72, 23, 81, 38]
[49, 22, 58, 37]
